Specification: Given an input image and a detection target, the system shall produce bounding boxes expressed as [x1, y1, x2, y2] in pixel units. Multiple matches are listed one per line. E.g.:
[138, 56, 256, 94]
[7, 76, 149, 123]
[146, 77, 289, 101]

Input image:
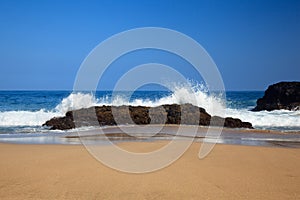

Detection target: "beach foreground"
[0, 142, 299, 199]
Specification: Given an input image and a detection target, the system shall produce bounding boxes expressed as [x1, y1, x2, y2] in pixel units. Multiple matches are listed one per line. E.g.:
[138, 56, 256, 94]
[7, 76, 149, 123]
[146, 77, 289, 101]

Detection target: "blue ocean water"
[0, 89, 299, 135]
[0, 90, 262, 112]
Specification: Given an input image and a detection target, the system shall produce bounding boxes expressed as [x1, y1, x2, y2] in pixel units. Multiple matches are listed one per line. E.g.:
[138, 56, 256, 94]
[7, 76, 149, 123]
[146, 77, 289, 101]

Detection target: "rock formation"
[252, 82, 300, 111]
[43, 104, 253, 130]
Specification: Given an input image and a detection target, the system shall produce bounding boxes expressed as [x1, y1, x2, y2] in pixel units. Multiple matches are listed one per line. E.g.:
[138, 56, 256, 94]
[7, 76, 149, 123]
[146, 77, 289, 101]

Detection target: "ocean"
[0, 85, 299, 145]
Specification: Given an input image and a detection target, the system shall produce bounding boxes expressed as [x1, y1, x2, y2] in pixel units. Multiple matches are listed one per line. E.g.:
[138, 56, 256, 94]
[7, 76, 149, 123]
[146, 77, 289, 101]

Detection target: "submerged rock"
[252, 82, 300, 111]
[43, 104, 253, 130]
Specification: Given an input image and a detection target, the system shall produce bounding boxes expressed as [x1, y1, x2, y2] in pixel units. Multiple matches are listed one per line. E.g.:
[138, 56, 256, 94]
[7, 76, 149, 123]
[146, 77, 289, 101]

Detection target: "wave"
[0, 93, 98, 126]
[54, 92, 98, 114]
[0, 110, 60, 126]
[98, 84, 225, 116]
[0, 83, 299, 131]
[225, 108, 300, 130]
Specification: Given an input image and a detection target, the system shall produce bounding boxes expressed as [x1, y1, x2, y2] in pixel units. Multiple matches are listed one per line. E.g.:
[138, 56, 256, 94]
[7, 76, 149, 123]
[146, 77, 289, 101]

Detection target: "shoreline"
[0, 125, 299, 148]
[0, 142, 299, 199]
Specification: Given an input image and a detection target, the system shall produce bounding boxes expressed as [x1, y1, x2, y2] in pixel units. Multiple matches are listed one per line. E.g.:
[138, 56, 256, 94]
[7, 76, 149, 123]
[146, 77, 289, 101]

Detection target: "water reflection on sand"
[0, 125, 299, 148]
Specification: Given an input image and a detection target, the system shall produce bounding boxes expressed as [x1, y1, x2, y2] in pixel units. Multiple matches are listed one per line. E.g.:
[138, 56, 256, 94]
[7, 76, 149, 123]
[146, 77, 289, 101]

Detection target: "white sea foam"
[99, 83, 226, 116]
[54, 92, 98, 114]
[0, 110, 59, 126]
[225, 108, 300, 130]
[0, 93, 98, 126]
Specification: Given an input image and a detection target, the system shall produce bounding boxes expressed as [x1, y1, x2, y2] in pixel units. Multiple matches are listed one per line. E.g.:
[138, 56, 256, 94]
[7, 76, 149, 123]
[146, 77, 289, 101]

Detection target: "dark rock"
[252, 82, 300, 111]
[210, 116, 252, 129]
[224, 117, 253, 129]
[43, 104, 253, 130]
[43, 116, 75, 130]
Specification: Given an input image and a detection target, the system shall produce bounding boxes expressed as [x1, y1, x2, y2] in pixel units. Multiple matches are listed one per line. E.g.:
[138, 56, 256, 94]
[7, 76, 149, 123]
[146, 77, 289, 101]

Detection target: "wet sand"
[0, 141, 299, 199]
[2, 125, 299, 147]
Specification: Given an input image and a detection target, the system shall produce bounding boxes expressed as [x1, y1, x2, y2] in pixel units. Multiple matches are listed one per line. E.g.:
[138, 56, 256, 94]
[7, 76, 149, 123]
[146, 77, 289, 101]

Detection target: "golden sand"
[0, 142, 299, 199]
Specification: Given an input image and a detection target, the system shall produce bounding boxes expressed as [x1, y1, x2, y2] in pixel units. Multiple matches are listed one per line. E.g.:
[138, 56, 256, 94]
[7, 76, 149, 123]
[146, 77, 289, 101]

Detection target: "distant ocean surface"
[0, 86, 300, 135]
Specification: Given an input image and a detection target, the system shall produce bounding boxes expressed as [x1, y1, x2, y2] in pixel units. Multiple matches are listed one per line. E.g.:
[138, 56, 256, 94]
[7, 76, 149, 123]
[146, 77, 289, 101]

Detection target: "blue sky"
[0, 0, 299, 90]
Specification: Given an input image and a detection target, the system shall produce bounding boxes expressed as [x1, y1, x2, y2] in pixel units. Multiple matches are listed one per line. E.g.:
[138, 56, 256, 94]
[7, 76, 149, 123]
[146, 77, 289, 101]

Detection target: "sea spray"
[54, 92, 98, 114]
[98, 82, 226, 116]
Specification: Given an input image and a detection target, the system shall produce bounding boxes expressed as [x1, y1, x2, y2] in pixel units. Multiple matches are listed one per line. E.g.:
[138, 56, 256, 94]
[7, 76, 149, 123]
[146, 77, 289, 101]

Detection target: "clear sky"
[0, 0, 299, 91]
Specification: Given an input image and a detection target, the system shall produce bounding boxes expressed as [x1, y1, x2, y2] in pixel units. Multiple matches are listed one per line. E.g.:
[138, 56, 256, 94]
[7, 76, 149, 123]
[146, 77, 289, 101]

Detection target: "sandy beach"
[0, 141, 299, 200]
